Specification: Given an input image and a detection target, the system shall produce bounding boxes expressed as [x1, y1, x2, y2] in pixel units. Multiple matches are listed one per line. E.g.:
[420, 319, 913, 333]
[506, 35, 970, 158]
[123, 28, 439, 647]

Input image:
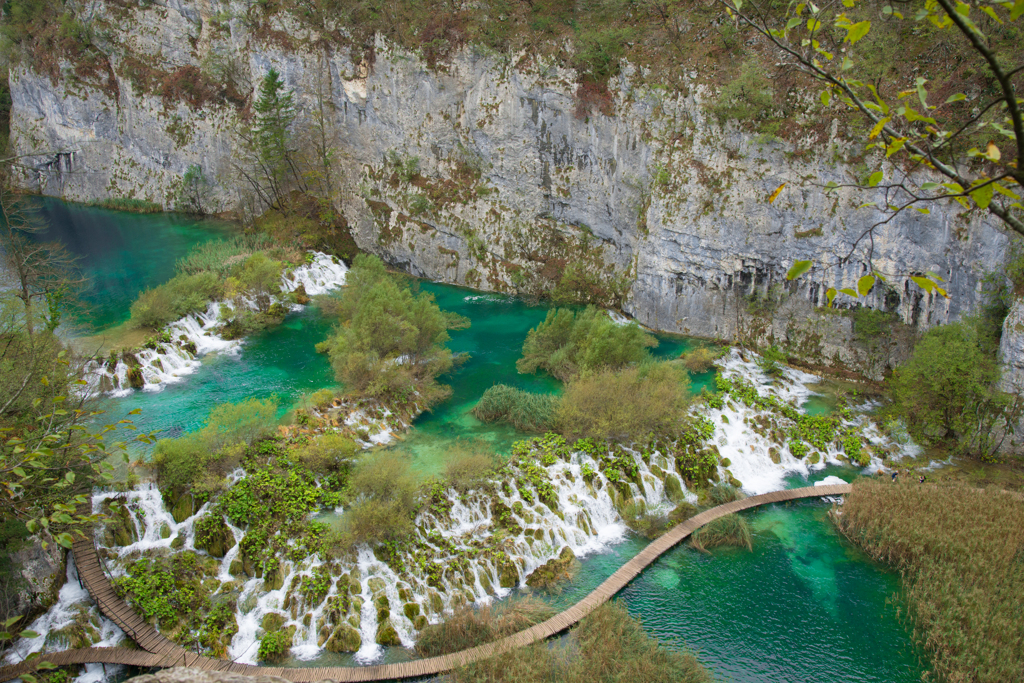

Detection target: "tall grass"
[451, 601, 714, 683]
[690, 513, 752, 553]
[472, 384, 559, 432]
[175, 233, 274, 276]
[415, 597, 555, 657]
[836, 479, 1024, 683]
[90, 197, 163, 213]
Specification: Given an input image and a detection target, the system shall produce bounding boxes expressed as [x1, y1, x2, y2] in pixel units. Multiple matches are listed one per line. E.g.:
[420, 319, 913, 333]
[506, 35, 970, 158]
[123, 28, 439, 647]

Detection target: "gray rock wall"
[8, 1, 1016, 377]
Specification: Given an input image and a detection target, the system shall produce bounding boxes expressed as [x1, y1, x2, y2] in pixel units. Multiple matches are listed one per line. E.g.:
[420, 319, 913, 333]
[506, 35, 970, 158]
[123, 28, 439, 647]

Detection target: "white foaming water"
[4, 556, 125, 683]
[281, 253, 348, 296]
[83, 252, 346, 397]
[706, 349, 914, 494]
[92, 483, 208, 561]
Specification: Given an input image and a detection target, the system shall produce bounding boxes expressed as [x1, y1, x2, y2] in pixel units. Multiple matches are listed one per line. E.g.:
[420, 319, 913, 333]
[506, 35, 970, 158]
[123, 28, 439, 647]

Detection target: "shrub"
[888, 319, 1019, 460]
[318, 254, 462, 407]
[472, 384, 559, 432]
[416, 597, 555, 657]
[836, 480, 1024, 683]
[517, 306, 657, 381]
[90, 197, 163, 213]
[294, 433, 358, 474]
[344, 452, 418, 544]
[257, 629, 291, 662]
[681, 346, 718, 373]
[129, 271, 223, 329]
[174, 234, 274, 277]
[690, 513, 752, 553]
[555, 362, 691, 441]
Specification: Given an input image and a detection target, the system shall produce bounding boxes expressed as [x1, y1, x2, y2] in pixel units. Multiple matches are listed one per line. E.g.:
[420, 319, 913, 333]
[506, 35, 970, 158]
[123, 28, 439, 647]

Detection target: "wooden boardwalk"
[0, 484, 850, 682]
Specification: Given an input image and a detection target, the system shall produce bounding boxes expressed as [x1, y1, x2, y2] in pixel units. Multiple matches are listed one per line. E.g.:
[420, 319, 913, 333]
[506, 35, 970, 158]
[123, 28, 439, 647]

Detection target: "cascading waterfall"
[22, 346, 918, 676]
[4, 556, 125, 683]
[82, 252, 347, 397]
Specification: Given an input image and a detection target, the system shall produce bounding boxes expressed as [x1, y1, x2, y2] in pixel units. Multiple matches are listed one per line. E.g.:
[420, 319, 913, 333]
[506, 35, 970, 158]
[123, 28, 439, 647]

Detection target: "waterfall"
[82, 252, 347, 397]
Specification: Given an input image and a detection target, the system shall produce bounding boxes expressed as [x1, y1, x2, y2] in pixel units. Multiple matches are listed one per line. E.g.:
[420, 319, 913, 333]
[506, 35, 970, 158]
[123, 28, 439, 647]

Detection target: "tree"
[236, 68, 306, 211]
[888, 319, 1021, 460]
[717, 0, 1023, 301]
[317, 254, 467, 406]
[175, 164, 213, 215]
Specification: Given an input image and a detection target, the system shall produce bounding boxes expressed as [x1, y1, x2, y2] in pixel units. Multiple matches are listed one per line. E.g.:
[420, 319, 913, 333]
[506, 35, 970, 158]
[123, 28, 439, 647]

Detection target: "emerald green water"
[564, 500, 927, 682]
[33, 200, 926, 680]
[21, 197, 237, 331]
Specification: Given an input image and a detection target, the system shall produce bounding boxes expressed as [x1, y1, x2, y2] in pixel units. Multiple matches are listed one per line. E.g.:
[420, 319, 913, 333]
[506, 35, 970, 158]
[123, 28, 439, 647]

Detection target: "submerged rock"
[526, 546, 577, 589]
[170, 493, 195, 523]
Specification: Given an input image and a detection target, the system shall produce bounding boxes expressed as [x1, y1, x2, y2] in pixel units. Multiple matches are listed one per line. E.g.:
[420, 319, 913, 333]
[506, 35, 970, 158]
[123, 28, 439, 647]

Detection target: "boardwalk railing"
[0, 484, 850, 682]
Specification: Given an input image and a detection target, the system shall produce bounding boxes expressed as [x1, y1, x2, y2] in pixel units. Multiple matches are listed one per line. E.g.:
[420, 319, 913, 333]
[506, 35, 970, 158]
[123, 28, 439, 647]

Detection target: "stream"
[8, 200, 928, 682]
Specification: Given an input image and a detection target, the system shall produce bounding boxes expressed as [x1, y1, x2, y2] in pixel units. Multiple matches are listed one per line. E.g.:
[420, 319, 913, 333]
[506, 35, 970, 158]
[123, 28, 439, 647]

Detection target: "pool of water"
[27, 200, 925, 681]
[535, 495, 926, 682]
[17, 197, 238, 331]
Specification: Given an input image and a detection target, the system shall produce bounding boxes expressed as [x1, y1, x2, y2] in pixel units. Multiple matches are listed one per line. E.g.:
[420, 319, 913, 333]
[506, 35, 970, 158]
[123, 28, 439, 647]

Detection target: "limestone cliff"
[8, 0, 1015, 377]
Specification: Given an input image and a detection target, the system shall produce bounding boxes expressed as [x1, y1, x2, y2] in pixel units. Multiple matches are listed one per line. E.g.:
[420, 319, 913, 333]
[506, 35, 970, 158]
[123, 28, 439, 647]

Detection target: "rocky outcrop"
[8, 1, 1014, 376]
[7, 543, 66, 620]
[525, 546, 577, 588]
[1001, 300, 1024, 392]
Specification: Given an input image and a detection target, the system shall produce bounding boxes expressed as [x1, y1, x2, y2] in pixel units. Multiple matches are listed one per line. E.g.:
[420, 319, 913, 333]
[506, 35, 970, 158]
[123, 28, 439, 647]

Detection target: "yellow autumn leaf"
[985, 142, 1001, 161]
[868, 116, 891, 140]
[768, 183, 786, 203]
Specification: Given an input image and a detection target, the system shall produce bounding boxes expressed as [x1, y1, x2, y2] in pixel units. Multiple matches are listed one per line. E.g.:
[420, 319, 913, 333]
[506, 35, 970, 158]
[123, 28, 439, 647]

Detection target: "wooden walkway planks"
[0, 484, 850, 683]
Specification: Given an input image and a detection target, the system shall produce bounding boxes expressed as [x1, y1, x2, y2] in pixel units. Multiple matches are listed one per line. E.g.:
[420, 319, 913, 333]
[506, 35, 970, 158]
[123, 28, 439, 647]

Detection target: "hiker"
[919, 475, 926, 484]
[891, 470, 898, 483]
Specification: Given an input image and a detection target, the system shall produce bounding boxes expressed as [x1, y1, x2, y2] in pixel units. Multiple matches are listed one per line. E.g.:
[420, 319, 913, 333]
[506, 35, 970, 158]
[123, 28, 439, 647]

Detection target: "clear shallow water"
[30, 200, 925, 680]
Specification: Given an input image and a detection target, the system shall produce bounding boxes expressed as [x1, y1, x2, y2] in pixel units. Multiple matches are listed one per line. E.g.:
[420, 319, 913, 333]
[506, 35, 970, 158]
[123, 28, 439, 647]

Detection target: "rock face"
[8, 2, 1014, 375]
[7, 542, 65, 619]
[1001, 300, 1024, 392]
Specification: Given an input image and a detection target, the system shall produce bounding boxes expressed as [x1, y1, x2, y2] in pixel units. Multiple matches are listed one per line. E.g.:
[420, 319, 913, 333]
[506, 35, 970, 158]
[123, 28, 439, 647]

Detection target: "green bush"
[318, 254, 463, 407]
[517, 306, 657, 381]
[294, 433, 358, 474]
[90, 197, 163, 213]
[343, 452, 418, 545]
[690, 513, 752, 553]
[888, 319, 1018, 461]
[472, 384, 559, 432]
[681, 346, 718, 373]
[129, 271, 223, 329]
[416, 597, 555, 657]
[257, 629, 291, 662]
[442, 441, 496, 492]
[555, 362, 691, 441]
[175, 234, 274, 277]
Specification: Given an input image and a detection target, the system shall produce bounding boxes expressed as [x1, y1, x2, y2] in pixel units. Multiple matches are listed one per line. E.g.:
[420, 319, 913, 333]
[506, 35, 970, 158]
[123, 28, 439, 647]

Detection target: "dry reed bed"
[835, 480, 1024, 683]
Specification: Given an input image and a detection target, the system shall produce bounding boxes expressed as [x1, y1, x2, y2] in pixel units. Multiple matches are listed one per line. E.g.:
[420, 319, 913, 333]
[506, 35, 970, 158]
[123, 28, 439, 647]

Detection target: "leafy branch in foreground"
[727, 0, 1023, 299]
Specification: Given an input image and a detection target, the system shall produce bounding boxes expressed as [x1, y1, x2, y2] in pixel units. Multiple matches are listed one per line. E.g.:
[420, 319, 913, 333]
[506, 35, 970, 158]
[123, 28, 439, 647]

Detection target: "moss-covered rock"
[325, 623, 361, 652]
[403, 602, 420, 620]
[496, 554, 519, 589]
[664, 473, 685, 503]
[413, 614, 428, 630]
[769, 447, 781, 464]
[159, 523, 172, 539]
[262, 612, 286, 633]
[170, 493, 195, 523]
[727, 472, 743, 489]
[264, 564, 285, 591]
[194, 514, 235, 559]
[375, 619, 401, 646]
[525, 546, 577, 589]
[229, 559, 244, 577]
[170, 535, 185, 550]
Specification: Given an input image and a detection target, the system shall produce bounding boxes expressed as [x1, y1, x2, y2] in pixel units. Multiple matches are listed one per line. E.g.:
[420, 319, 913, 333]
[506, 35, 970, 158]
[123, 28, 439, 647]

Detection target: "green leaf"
[846, 20, 871, 43]
[19, 630, 38, 639]
[868, 171, 883, 187]
[786, 260, 813, 280]
[915, 207, 930, 214]
[868, 117, 891, 139]
[37, 662, 57, 670]
[838, 288, 858, 297]
[944, 93, 967, 103]
[970, 182, 994, 209]
[826, 288, 837, 307]
[886, 137, 906, 157]
[910, 276, 935, 293]
[925, 271, 945, 282]
[12, 467, 26, 478]
[65, 471, 75, 484]
[1013, 0, 1024, 20]
[857, 274, 876, 297]
[920, 182, 942, 191]
[55, 533, 73, 549]
[4, 617, 20, 628]
[820, 89, 831, 106]
[786, 16, 803, 29]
